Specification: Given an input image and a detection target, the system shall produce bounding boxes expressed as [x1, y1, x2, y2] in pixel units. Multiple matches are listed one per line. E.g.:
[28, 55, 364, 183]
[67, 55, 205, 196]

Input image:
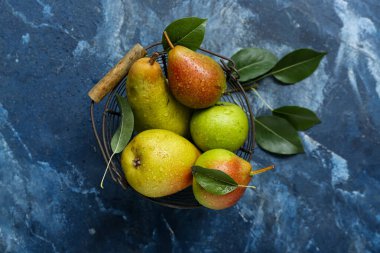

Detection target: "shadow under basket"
[90, 42, 255, 209]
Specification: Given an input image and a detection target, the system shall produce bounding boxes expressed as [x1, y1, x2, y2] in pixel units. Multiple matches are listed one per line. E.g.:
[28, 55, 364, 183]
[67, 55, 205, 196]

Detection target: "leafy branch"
[231, 48, 326, 155]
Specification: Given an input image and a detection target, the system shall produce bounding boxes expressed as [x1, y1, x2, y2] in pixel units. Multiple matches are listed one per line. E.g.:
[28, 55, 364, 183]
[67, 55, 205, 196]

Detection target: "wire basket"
[90, 42, 255, 209]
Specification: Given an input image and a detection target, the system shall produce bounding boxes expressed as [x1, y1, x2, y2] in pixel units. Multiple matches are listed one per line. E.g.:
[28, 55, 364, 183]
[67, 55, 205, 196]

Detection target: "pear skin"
[167, 46, 227, 109]
[190, 102, 249, 152]
[121, 129, 201, 198]
[192, 149, 252, 210]
[126, 57, 191, 136]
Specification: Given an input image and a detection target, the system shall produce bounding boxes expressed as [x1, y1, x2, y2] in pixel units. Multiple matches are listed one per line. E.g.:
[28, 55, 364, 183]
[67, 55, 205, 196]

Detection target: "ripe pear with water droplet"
[166, 43, 227, 109]
[126, 57, 191, 136]
[121, 129, 201, 198]
[193, 149, 252, 210]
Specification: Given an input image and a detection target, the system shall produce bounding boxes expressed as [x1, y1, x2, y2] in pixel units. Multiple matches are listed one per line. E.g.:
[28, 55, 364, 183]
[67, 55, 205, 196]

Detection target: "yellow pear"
[126, 56, 191, 136]
[120, 129, 201, 198]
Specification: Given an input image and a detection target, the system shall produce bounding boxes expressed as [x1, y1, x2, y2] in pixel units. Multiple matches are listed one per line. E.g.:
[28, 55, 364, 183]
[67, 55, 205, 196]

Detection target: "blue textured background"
[1, 0, 380, 252]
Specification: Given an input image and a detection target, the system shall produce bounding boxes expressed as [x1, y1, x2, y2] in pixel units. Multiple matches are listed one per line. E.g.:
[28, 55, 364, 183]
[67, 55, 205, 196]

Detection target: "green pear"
[121, 129, 201, 198]
[164, 33, 226, 109]
[126, 56, 191, 136]
[192, 149, 252, 210]
[190, 102, 249, 152]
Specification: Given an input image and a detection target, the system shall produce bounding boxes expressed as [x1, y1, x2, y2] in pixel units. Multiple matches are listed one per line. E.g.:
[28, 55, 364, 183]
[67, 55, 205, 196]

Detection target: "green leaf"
[272, 106, 321, 131]
[255, 115, 304, 155]
[231, 48, 278, 82]
[162, 17, 207, 51]
[111, 95, 134, 153]
[270, 49, 326, 84]
[192, 166, 238, 195]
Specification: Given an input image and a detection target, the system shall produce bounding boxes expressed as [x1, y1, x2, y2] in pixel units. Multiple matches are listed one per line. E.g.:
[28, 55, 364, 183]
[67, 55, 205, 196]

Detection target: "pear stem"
[149, 52, 160, 65]
[238, 184, 256, 189]
[163, 31, 175, 49]
[250, 165, 275, 176]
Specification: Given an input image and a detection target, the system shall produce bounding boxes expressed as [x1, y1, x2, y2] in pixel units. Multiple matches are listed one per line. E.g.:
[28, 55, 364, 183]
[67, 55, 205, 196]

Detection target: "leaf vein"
[255, 119, 298, 147]
[176, 20, 206, 45]
[271, 54, 325, 75]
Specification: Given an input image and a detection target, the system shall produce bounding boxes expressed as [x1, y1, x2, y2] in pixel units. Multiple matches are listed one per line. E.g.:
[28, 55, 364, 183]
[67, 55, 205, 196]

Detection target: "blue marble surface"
[1, 0, 380, 252]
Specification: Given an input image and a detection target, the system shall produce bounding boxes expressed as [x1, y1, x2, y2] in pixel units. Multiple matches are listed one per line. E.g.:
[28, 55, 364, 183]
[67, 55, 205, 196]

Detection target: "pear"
[164, 32, 227, 109]
[126, 55, 191, 136]
[192, 149, 252, 210]
[121, 129, 201, 198]
[190, 102, 249, 152]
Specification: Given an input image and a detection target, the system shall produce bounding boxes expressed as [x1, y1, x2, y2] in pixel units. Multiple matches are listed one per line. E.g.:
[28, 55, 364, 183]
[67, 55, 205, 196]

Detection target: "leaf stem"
[100, 152, 116, 189]
[163, 31, 175, 49]
[250, 165, 275, 176]
[252, 72, 272, 83]
[251, 88, 274, 111]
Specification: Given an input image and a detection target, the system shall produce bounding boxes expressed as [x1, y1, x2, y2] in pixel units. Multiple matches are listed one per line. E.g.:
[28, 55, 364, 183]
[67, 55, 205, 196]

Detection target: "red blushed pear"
[164, 31, 227, 109]
[193, 149, 274, 210]
[192, 149, 251, 210]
